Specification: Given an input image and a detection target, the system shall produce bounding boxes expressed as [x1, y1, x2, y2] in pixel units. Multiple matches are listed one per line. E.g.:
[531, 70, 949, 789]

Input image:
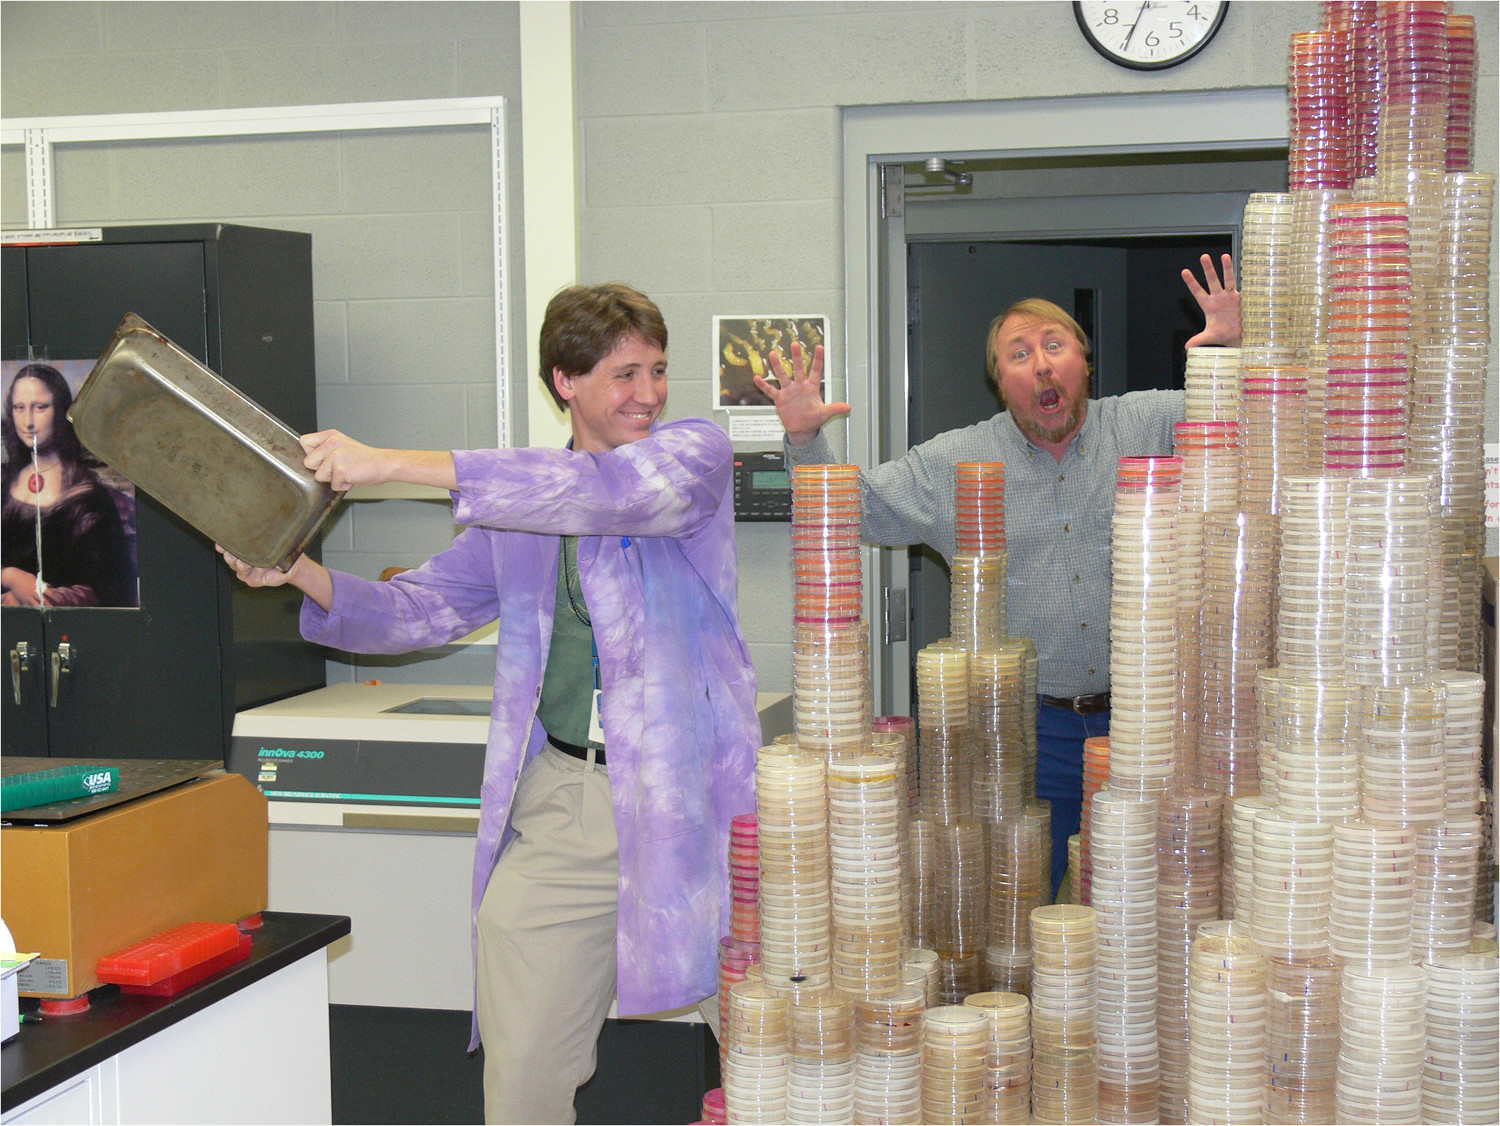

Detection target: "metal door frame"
[842, 88, 1288, 715]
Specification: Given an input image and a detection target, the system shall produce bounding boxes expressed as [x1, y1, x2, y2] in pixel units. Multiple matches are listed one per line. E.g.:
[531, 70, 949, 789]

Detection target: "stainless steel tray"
[69, 313, 339, 571]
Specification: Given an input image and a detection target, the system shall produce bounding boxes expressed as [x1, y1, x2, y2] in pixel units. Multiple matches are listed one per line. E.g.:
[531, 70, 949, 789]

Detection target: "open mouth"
[1039, 387, 1061, 410]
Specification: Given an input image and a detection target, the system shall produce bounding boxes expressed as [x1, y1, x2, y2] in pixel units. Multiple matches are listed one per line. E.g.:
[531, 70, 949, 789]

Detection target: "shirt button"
[1073, 574, 1081, 582]
[1080, 623, 1088, 630]
[1058, 474, 1065, 482]
[1064, 523, 1071, 532]
[1089, 668, 1096, 676]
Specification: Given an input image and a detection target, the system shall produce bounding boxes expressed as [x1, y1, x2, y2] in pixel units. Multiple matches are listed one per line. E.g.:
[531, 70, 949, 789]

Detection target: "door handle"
[49, 641, 72, 708]
[10, 641, 31, 706]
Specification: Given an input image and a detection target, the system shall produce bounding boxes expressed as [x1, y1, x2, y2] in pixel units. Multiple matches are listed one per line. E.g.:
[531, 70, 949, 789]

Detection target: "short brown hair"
[985, 298, 1093, 385]
[538, 284, 668, 410]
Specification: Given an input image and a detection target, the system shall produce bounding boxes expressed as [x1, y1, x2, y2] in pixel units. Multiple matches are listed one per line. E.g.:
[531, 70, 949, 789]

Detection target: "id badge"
[588, 689, 606, 747]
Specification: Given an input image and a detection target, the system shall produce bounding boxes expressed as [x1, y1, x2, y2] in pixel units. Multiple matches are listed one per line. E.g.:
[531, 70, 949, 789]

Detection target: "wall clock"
[1074, 2, 1228, 70]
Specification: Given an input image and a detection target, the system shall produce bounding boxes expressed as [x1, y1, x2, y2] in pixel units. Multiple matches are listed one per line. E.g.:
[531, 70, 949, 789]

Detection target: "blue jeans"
[1035, 702, 1111, 898]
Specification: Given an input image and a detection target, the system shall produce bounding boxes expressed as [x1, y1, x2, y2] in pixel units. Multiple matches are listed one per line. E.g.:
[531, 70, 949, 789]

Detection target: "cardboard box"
[1, 772, 268, 999]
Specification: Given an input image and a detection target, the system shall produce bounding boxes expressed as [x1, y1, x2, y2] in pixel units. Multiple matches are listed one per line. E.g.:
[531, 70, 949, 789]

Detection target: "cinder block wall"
[4, 1, 1496, 694]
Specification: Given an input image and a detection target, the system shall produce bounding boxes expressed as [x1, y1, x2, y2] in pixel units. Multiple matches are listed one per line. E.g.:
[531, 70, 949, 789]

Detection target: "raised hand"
[1181, 252, 1242, 350]
[752, 341, 850, 447]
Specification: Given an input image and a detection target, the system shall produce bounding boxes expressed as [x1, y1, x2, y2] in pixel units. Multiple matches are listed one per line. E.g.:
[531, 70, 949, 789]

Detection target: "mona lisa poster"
[2, 359, 140, 609]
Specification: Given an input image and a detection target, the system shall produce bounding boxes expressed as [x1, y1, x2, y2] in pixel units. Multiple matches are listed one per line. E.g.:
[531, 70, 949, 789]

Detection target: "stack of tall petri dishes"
[1197, 512, 1279, 799]
[1077, 733, 1112, 905]
[754, 746, 831, 996]
[828, 754, 905, 1002]
[1183, 346, 1243, 422]
[1324, 200, 1414, 475]
[1337, 963, 1429, 1123]
[1186, 920, 1268, 1123]
[1238, 366, 1310, 513]
[1241, 193, 1300, 361]
[1089, 789, 1161, 1122]
[1422, 952, 1499, 1122]
[1264, 952, 1344, 1125]
[933, 817, 987, 1003]
[1156, 786, 1222, 1122]
[790, 465, 868, 760]
[1174, 421, 1241, 780]
[1445, 14, 1477, 171]
[1108, 456, 1182, 797]
[964, 991, 1031, 1124]
[721, 979, 790, 1124]
[1224, 792, 1270, 925]
[950, 462, 1007, 650]
[1253, 668, 1282, 807]
[1288, 30, 1353, 196]
[786, 989, 855, 1124]
[852, 987, 925, 1124]
[920, 1005, 989, 1124]
[1029, 905, 1100, 1125]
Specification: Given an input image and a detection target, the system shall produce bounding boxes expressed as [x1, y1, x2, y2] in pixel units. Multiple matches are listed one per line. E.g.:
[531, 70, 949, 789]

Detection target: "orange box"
[1, 772, 267, 999]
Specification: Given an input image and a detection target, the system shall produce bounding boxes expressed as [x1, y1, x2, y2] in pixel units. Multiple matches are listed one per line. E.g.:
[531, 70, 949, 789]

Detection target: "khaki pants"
[476, 745, 618, 1125]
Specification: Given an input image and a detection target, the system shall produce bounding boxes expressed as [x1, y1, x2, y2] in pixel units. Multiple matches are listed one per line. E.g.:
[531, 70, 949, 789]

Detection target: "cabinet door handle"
[10, 641, 31, 705]
[49, 641, 73, 708]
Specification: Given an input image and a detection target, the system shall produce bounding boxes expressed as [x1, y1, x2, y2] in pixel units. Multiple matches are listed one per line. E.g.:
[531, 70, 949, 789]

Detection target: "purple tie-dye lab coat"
[298, 419, 760, 1048]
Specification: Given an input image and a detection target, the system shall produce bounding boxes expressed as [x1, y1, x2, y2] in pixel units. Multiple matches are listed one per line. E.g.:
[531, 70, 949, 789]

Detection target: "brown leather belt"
[1039, 692, 1111, 715]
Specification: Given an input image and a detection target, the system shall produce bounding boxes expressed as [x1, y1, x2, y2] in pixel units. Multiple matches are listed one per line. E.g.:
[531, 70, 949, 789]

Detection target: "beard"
[1002, 375, 1090, 447]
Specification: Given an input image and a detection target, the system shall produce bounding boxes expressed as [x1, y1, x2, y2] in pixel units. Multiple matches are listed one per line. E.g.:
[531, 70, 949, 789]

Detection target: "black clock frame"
[1073, 1, 1229, 71]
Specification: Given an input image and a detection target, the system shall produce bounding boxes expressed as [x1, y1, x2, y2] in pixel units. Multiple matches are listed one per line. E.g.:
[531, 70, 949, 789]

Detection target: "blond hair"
[985, 298, 1093, 386]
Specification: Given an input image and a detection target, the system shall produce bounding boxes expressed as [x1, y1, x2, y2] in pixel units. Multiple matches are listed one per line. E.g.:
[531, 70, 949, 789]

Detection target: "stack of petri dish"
[1251, 808, 1336, 958]
[1358, 683, 1447, 829]
[1324, 200, 1413, 476]
[917, 643, 972, 823]
[1224, 793, 1270, 926]
[1196, 511, 1279, 798]
[1422, 952, 1499, 1123]
[1241, 193, 1300, 360]
[1411, 814, 1483, 963]
[790, 465, 868, 761]
[719, 937, 759, 1069]
[1029, 905, 1100, 1125]
[1342, 0, 1381, 181]
[1336, 963, 1429, 1124]
[1288, 31, 1353, 193]
[1078, 735, 1111, 905]
[699, 1086, 727, 1125]
[1186, 921, 1268, 1124]
[730, 813, 762, 947]
[964, 992, 1032, 1124]
[1019, 641, 1040, 800]
[1439, 672, 1484, 816]
[1328, 820, 1417, 967]
[1174, 420, 1241, 779]
[909, 817, 936, 951]
[1263, 953, 1344, 1125]
[1276, 476, 1351, 683]
[1300, 344, 1330, 468]
[1066, 836, 1083, 905]
[1291, 189, 1355, 353]
[721, 979, 790, 1124]
[755, 746, 832, 994]
[1108, 457, 1182, 798]
[986, 815, 1040, 997]
[1239, 366, 1311, 513]
[872, 716, 918, 818]
[969, 645, 1028, 825]
[934, 817, 988, 1002]
[1155, 785, 1222, 1122]
[827, 753, 904, 1001]
[902, 947, 940, 1009]
[1183, 347, 1243, 422]
[1445, 14, 1477, 172]
[1089, 789, 1161, 1124]
[1026, 800, 1053, 907]
[1342, 475, 1439, 688]
[1254, 668, 1281, 807]
[951, 462, 1007, 652]
[921, 1005, 990, 1124]
[852, 986, 926, 1125]
[1273, 678, 1362, 825]
[1373, 0, 1450, 179]
[869, 730, 912, 942]
[787, 988, 855, 1124]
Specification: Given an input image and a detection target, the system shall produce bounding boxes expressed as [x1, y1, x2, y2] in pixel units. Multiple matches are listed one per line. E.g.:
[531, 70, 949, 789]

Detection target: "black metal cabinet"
[2, 224, 325, 761]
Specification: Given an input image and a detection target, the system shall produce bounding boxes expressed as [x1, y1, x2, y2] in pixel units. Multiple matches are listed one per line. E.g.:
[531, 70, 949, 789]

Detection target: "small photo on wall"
[715, 315, 828, 409]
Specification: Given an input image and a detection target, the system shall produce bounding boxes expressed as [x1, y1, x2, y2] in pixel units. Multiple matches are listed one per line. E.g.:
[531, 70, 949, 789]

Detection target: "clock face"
[1074, 1, 1228, 71]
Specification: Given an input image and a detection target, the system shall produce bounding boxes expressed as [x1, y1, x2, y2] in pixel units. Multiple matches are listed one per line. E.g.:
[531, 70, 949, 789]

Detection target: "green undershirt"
[536, 535, 603, 749]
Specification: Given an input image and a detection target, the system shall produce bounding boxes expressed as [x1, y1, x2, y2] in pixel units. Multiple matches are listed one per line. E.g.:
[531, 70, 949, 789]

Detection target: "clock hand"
[1121, 0, 1150, 50]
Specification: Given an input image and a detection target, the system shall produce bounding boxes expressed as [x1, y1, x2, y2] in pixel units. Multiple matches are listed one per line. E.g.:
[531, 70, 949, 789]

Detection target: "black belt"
[1039, 692, 1111, 716]
[550, 736, 605, 765]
